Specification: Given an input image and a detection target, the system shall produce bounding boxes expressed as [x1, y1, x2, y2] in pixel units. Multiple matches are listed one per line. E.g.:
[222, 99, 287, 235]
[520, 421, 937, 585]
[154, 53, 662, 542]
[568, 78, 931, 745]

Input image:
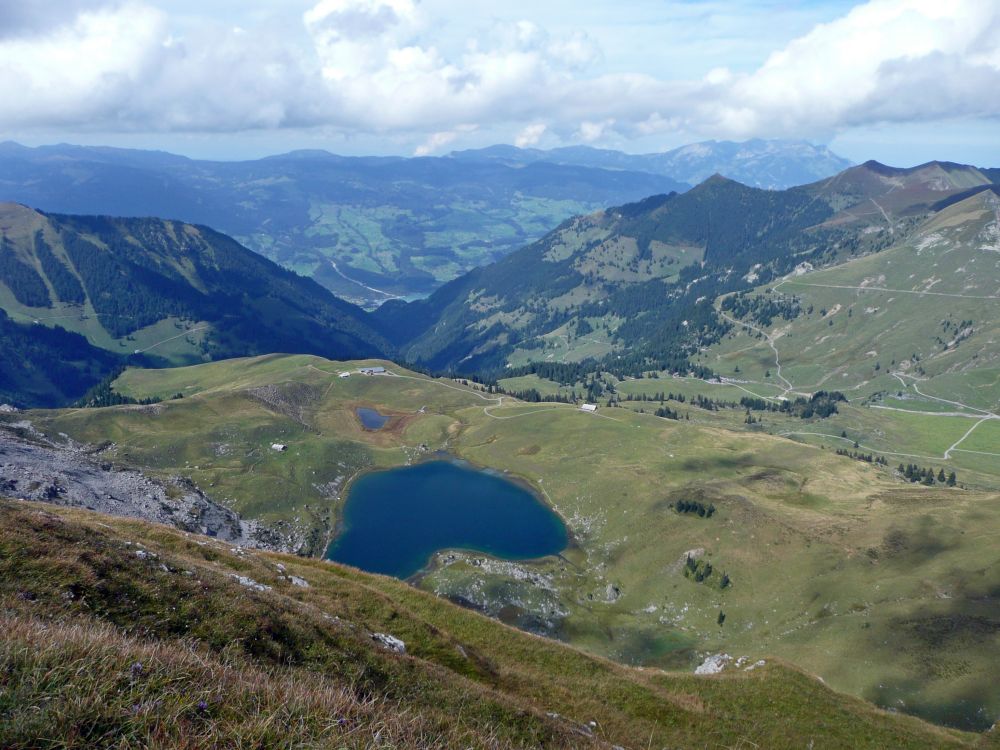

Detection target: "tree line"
[683, 555, 731, 589]
[721, 291, 802, 327]
[898, 464, 957, 486]
[673, 500, 716, 517]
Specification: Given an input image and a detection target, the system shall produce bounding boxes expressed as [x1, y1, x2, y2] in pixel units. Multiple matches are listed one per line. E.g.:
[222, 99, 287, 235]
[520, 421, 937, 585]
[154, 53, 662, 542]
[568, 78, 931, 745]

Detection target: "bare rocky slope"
[0, 418, 293, 551]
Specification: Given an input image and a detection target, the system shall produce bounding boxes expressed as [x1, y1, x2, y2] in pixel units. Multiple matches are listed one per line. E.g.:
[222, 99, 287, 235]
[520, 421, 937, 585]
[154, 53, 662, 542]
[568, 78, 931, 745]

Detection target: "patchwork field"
[17, 354, 1000, 733]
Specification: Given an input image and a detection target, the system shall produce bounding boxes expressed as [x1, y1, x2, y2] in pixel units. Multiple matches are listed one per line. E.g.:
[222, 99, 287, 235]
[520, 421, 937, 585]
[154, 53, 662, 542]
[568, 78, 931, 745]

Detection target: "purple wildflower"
[130, 662, 144, 678]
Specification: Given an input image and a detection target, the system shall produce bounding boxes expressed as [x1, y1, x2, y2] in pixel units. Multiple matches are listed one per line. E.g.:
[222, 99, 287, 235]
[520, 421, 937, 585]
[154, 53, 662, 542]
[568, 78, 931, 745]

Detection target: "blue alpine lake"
[356, 407, 390, 430]
[325, 460, 568, 578]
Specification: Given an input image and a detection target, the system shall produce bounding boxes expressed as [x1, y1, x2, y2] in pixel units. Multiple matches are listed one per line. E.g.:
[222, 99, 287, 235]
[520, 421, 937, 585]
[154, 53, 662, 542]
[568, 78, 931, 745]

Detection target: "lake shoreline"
[324, 456, 569, 579]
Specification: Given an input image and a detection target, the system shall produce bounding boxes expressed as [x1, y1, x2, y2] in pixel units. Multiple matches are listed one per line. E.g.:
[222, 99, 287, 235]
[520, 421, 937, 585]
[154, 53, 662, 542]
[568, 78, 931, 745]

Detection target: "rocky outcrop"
[371, 633, 406, 654]
[0, 427, 290, 552]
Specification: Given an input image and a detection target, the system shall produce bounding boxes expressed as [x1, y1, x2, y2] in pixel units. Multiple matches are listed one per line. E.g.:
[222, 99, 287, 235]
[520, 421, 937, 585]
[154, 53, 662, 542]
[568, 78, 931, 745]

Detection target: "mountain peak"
[857, 159, 900, 175]
[704, 172, 733, 184]
[850, 159, 990, 194]
[0, 202, 44, 224]
[260, 149, 340, 161]
[690, 172, 744, 191]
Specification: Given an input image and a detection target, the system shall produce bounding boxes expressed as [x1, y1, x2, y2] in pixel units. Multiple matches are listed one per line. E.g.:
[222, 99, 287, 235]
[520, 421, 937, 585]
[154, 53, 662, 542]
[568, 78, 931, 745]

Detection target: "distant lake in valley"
[356, 407, 390, 430]
[326, 459, 567, 578]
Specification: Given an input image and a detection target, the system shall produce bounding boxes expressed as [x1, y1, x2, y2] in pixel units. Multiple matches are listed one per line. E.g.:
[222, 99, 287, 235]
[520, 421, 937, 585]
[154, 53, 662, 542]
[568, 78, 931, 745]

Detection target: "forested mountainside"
[0, 141, 688, 305]
[0, 203, 389, 405]
[376, 160, 998, 376]
[1, 158, 995, 405]
[0, 308, 120, 407]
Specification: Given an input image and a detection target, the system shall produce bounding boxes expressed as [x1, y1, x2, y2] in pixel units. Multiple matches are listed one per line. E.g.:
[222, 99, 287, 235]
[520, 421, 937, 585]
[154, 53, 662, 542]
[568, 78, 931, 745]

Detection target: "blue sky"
[0, 0, 997, 166]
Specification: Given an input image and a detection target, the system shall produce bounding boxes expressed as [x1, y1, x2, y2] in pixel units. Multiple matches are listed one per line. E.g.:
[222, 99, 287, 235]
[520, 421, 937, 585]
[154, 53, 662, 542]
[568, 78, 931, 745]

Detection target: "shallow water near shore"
[356, 407, 390, 430]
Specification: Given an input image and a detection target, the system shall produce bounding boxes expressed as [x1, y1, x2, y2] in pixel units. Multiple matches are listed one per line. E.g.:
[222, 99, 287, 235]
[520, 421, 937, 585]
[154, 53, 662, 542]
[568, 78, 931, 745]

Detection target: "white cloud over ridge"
[0, 0, 997, 151]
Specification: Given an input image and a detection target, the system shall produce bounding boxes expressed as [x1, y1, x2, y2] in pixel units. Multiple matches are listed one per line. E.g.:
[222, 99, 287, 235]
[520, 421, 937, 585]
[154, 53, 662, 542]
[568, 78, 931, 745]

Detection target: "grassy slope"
[0, 499, 982, 750]
[702, 190, 1000, 488]
[23, 354, 1000, 733]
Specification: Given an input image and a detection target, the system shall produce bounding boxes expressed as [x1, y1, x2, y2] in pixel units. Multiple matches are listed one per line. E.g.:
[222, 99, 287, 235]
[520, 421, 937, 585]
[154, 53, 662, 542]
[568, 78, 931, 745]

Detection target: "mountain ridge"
[376, 158, 995, 375]
[0, 203, 392, 405]
[451, 138, 855, 189]
[0, 142, 690, 305]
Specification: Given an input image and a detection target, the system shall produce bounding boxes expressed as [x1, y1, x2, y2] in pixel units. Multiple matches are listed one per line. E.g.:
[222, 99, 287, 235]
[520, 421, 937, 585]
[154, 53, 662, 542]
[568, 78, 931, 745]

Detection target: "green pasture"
[23, 354, 1000, 732]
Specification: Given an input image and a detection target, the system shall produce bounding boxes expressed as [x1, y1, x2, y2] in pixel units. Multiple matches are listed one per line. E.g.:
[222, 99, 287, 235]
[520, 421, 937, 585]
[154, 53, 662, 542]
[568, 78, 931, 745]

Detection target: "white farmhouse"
[580, 403, 598, 413]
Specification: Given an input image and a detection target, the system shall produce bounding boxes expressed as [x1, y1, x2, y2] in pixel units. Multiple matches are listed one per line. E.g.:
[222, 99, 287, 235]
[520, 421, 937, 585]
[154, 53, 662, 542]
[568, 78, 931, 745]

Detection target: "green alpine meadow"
[1, 0, 999, 747]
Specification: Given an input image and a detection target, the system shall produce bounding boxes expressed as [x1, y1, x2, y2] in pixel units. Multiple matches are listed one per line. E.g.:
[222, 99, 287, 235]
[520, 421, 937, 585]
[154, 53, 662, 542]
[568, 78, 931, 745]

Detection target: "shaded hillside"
[811, 160, 995, 229]
[0, 142, 688, 305]
[0, 308, 120, 407]
[0, 203, 390, 404]
[376, 160, 994, 376]
[0, 498, 980, 749]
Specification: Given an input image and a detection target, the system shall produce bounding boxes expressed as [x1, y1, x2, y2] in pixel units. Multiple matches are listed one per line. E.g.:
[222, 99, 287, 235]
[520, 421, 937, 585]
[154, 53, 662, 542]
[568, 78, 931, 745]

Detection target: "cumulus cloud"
[414, 124, 477, 156]
[577, 119, 614, 143]
[0, 3, 167, 128]
[0, 0, 997, 145]
[0, 0, 111, 38]
[716, 0, 1000, 134]
[514, 122, 547, 148]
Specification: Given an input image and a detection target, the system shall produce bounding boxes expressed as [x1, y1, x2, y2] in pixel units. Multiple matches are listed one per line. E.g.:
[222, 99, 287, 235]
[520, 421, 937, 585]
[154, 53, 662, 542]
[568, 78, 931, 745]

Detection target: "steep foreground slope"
[0, 499, 985, 749]
[0, 203, 390, 405]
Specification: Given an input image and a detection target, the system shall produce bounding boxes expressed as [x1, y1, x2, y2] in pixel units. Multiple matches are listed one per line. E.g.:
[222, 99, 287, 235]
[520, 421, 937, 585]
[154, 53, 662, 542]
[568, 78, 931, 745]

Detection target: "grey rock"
[0, 427, 291, 552]
[371, 633, 406, 653]
[231, 574, 271, 592]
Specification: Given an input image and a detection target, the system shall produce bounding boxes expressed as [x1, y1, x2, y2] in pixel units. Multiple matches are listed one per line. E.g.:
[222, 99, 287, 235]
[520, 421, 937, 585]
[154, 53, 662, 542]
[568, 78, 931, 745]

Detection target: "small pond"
[326, 459, 567, 578]
[356, 407, 390, 430]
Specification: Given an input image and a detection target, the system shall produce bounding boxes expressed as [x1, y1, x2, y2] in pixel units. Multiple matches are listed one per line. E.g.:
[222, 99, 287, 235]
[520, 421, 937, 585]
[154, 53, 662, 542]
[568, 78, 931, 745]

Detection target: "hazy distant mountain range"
[450, 138, 854, 190]
[0, 139, 851, 305]
[0, 141, 685, 305]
